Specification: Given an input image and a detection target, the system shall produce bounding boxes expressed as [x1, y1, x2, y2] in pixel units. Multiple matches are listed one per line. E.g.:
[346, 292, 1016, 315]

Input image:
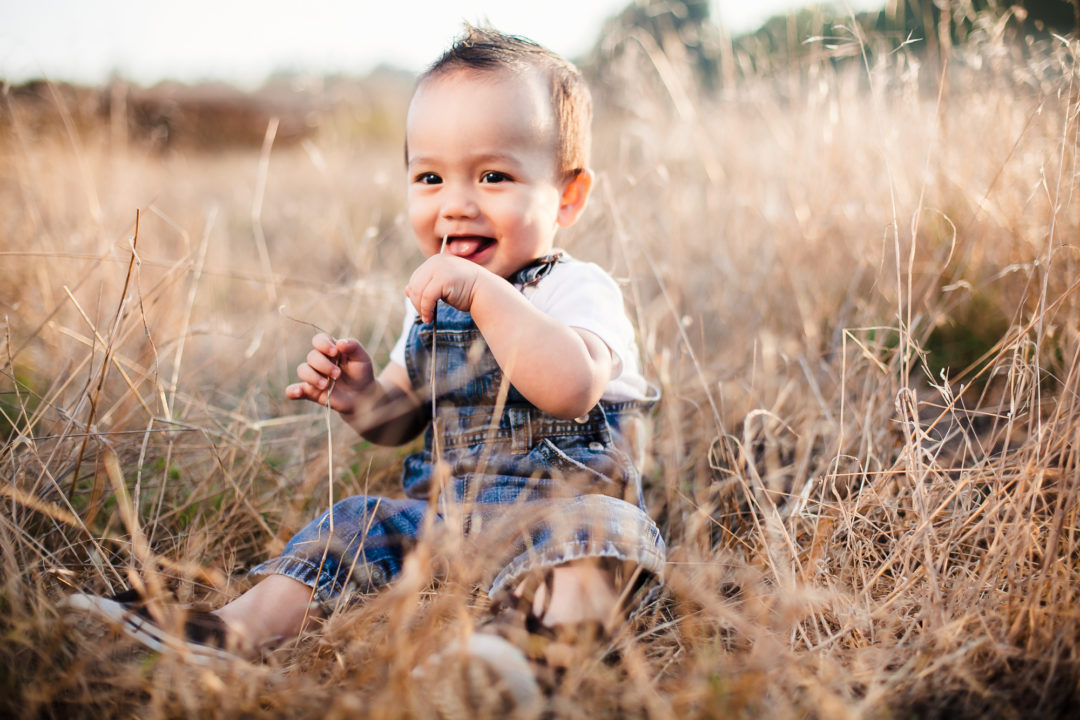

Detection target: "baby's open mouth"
[445, 236, 495, 260]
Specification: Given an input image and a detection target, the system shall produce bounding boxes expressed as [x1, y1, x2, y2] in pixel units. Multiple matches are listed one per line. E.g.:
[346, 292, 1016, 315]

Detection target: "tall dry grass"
[2, 19, 1079, 719]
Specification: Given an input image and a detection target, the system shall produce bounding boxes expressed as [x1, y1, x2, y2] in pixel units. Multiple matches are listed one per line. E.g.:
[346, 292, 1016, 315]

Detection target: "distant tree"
[734, 0, 1078, 74]
[865, 0, 1078, 50]
[588, 0, 1078, 93]
[591, 0, 725, 90]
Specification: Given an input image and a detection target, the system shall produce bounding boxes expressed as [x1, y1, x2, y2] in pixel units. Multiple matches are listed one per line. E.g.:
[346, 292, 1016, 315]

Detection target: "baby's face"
[405, 67, 568, 279]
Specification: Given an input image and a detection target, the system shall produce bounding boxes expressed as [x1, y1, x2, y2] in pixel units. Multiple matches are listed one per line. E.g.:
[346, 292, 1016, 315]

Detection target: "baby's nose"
[440, 185, 479, 219]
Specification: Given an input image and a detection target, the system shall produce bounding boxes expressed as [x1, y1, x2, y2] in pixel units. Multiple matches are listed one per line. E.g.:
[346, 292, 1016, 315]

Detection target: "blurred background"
[3, 1, 1080, 717]
[4, 0, 1076, 154]
[1, 0, 897, 153]
[1, 0, 881, 87]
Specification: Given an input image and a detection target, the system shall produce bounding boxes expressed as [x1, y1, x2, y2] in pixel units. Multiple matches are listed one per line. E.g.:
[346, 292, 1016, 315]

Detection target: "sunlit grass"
[2, 18, 1079, 718]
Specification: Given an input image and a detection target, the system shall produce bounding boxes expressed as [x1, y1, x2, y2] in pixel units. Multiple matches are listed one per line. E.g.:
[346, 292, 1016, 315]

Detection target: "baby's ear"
[556, 168, 594, 228]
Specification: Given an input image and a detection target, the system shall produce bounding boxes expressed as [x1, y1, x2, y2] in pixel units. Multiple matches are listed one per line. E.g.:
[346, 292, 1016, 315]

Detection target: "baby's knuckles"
[408, 254, 483, 317]
[434, 255, 483, 311]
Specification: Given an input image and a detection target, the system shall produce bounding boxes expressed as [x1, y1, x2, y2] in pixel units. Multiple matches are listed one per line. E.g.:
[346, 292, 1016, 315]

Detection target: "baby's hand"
[405, 254, 486, 323]
[285, 333, 376, 416]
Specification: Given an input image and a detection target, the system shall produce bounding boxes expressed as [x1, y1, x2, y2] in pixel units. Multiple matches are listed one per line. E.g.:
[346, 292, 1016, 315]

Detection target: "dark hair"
[417, 24, 592, 180]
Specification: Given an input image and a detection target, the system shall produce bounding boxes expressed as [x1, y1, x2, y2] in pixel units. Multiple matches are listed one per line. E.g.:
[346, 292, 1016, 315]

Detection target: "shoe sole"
[63, 593, 237, 665]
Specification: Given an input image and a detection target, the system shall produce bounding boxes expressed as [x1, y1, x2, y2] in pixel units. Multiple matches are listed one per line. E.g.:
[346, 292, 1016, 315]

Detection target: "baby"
[71, 25, 665, 683]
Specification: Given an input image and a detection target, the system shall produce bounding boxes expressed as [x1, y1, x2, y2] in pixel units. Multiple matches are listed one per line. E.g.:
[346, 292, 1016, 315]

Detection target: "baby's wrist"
[471, 268, 505, 306]
[340, 379, 382, 416]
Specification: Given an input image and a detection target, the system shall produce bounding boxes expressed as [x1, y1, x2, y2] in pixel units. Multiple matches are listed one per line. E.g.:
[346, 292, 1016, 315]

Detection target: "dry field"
[2, 20, 1079, 720]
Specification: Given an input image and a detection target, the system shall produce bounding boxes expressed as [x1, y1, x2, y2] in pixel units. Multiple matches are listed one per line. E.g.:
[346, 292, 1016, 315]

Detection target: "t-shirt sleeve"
[523, 261, 637, 379]
[388, 299, 418, 370]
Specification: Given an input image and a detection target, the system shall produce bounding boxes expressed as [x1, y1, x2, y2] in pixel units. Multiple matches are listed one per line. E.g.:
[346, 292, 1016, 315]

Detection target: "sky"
[0, 0, 883, 88]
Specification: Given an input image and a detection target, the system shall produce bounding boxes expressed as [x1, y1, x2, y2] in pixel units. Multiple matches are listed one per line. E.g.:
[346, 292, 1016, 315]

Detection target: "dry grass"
[2, 20, 1079, 719]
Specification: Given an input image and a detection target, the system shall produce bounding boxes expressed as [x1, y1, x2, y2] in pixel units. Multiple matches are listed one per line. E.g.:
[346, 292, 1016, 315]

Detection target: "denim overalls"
[252, 255, 666, 603]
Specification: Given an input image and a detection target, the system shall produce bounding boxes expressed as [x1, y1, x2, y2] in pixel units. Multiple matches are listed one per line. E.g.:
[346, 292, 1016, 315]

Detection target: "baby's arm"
[406, 256, 612, 420]
[286, 333, 427, 444]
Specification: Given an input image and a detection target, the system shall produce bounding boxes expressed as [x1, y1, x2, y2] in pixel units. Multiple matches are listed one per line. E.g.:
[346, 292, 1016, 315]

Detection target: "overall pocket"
[525, 438, 638, 504]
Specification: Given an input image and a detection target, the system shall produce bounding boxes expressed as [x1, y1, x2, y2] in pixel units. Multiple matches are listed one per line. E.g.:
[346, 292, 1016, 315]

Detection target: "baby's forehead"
[408, 66, 558, 143]
[414, 65, 550, 109]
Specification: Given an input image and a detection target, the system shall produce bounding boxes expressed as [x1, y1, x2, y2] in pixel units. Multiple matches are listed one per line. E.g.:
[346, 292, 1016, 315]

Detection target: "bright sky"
[0, 0, 883, 87]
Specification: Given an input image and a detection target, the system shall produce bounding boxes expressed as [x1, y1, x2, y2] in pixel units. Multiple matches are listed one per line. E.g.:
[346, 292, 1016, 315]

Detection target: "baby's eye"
[480, 171, 511, 184]
[414, 172, 442, 185]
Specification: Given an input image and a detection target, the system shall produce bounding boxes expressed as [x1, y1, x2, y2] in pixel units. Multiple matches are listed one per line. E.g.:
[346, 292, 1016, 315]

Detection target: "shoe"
[482, 590, 607, 684]
[414, 629, 544, 720]
[412, 574, 611, 719]
[62, 588, 237, 665]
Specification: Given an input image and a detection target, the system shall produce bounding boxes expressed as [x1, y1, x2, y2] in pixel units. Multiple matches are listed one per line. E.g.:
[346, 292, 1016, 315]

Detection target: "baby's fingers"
[304, 348, 341, 381]
[286, 381, 325, 403]
[286, 381, 355, 413]
[334, 339, 375, 387]
[310, 332, 340, 359]
[406, 277, 441, 324]
[296, 362, 336, 393]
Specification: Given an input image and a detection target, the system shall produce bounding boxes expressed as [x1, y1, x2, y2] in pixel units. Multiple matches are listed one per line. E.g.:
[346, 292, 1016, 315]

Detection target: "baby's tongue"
[447, 237, 486, 258]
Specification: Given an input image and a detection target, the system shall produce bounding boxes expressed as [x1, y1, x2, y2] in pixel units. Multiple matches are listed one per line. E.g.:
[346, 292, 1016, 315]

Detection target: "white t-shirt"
[388, 254, 650, 402]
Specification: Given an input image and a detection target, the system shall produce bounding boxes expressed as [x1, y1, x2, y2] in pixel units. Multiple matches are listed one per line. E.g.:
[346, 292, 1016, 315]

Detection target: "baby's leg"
[524, 560, 620, 628]
[214, 574, 324, 652]
[230, 494, 429, 651]
[517, 558, 648, 634]
[494, 495, 664, 631]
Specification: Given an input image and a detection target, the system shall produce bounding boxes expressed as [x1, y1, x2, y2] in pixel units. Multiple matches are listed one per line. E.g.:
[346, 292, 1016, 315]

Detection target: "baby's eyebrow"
[471, 152, 523, 166]
[405, 151, 530, 172]
[406, 155, 436, 169]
